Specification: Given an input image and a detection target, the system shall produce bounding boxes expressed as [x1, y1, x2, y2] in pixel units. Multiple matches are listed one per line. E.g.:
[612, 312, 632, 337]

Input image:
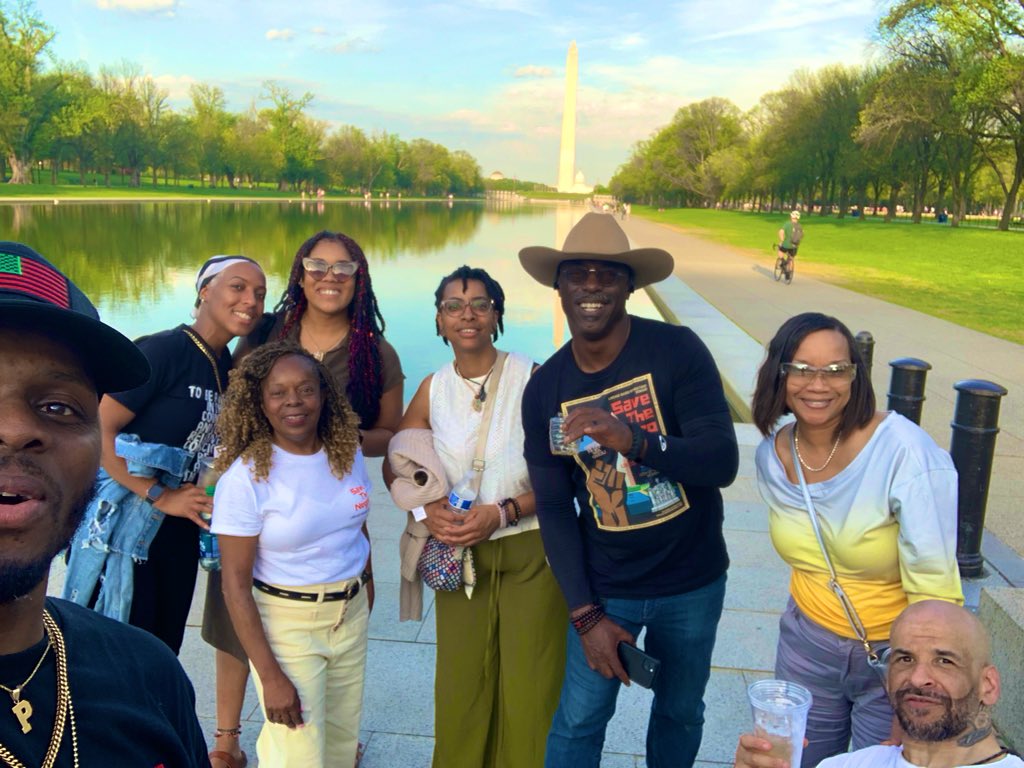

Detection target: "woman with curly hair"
[212, 341, 371, 768]
[204, 230, 401, 768]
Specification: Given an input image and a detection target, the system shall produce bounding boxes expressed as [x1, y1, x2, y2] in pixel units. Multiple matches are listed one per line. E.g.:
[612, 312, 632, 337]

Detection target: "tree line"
[610, 0, 1024, 231]
[0, 2, 484, 196]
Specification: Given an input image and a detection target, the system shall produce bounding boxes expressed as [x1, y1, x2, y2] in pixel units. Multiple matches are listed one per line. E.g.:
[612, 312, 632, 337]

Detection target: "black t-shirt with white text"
[110, 324, 231, 483]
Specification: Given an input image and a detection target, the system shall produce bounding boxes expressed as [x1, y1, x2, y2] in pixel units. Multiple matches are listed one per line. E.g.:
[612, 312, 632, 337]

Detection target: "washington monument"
[557, 42, 579, 192]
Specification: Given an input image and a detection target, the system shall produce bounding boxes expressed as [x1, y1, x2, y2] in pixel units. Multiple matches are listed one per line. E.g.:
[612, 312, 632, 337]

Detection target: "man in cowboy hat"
[0, 241, 210, 766]
[519, 213, 738, 767]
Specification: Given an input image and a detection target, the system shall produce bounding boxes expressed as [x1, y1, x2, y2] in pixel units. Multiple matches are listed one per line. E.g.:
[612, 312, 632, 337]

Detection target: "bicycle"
[772, 244, 795, 284]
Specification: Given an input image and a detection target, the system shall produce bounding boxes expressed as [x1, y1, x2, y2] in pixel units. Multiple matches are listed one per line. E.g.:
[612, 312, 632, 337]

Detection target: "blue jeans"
[545, 573, 727, 768]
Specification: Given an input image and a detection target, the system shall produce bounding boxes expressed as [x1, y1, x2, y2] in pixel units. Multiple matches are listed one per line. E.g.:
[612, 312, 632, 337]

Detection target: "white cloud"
[442, 108, 521, 134]
[265, 28, 295, 41]
[151, 73, 199, 102]
[514, 65, 553, 78]
[331, 36, 377, 54]
[96, 0, 176, 11]
[613, 33, 646, 49]
[311, 26, 328, 36]
[462, 0, 543, 14]
[673, 0, 871, 42]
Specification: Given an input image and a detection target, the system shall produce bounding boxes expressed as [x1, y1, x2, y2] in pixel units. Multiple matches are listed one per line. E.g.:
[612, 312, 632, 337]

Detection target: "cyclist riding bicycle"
[777, 209, 803, 266]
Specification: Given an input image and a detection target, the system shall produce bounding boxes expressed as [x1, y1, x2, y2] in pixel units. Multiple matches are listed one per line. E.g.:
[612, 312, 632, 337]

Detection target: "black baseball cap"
[0, 241, 150, 394]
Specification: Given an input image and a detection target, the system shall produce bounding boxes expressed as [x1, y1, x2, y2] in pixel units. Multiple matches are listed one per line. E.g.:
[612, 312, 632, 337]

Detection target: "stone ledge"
[645, 275, 764, 422]
[978, 587, 1024, 750]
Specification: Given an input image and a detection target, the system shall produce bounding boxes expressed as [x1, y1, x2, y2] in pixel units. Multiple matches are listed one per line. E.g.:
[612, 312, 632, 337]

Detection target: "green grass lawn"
[639, 207, 1024, 345]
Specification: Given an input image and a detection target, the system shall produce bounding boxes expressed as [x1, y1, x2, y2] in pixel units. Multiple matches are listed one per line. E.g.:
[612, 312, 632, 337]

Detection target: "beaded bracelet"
[496, 501, 508, 529]
[571, 604, 605, 636]
[626, 423, 645, 461]
[504, 496, 521, 527]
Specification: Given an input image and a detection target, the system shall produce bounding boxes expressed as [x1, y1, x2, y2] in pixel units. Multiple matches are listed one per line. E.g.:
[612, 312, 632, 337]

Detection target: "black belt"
[253, 574, 365, 603]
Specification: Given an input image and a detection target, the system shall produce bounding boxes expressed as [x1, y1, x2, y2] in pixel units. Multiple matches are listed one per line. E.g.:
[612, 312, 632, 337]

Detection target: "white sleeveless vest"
[429, 350, 538, 540]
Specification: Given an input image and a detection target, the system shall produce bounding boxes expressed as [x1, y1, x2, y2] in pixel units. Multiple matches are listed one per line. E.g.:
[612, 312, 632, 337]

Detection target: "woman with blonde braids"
[212, 341, 372, 768]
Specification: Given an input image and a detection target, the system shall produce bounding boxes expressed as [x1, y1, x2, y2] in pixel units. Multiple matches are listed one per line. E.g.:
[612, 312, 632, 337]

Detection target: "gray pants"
[775, 599, 892, 768]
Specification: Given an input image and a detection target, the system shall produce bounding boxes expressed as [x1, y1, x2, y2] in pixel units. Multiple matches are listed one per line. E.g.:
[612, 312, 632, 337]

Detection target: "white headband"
[194, 255, 262, 294]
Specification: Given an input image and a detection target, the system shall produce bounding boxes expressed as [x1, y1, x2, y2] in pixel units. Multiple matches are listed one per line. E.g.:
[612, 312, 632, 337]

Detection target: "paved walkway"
[621, 215, 1024, 561]
[45, 215, 1023, 765]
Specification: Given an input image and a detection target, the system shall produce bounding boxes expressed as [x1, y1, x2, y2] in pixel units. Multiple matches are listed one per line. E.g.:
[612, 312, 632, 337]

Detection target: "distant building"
[489, 171, 506, 181]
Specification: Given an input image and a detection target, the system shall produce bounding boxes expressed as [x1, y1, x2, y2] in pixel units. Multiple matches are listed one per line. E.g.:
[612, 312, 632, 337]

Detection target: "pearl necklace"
[794, 428, 842, 473]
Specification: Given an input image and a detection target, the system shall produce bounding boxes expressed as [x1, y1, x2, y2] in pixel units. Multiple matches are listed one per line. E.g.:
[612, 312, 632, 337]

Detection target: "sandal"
[209, 750, 248, 768]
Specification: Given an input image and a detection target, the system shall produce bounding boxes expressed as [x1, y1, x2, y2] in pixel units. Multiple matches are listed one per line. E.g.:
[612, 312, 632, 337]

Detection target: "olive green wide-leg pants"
[432, 529, 568, 768]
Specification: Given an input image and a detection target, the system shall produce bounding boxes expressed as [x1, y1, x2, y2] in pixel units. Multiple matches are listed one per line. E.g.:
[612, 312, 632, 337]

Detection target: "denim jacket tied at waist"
[62, 434, 195, 623]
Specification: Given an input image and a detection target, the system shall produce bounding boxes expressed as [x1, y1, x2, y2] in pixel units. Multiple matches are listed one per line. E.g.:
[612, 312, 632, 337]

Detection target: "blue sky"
[37, 0, 883, 185]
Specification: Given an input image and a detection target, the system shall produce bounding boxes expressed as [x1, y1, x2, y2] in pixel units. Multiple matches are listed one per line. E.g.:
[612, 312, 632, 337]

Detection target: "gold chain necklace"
[300, 323, 348, 362]
[794, 428, 842, 473]
[0, 611, 79, 768]
[453, 361, 495, 413]
[182, 327, 224, 395]
[0, 640, 51, 733]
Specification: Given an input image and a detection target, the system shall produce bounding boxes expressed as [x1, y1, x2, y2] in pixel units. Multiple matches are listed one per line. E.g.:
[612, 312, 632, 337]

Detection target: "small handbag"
[417, 536, 475, 592]
[417, 352, 507, 595]
[790, 429, 889, 680]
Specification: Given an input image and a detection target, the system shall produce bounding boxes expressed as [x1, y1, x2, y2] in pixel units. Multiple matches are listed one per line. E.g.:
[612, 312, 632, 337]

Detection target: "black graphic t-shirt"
[110, 324, 231, 483]
[0, 599, 210, 767]
[523, 317, 738, 608]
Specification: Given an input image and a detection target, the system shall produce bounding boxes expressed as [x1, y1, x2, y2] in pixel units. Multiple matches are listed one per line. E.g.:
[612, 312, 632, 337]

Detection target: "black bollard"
[887, 358, 931, 425]
[854, 331, 874, 378]
[950, 379, 1008, 578]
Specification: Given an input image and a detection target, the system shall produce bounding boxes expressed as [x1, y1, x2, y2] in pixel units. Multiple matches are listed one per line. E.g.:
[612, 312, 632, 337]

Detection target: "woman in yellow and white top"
[751, 312, 962, 768]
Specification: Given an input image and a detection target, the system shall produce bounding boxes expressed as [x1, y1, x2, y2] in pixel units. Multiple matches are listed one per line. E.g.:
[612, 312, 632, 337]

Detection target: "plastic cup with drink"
[747, 679, 813, 767]
[549, 416, 579, 455]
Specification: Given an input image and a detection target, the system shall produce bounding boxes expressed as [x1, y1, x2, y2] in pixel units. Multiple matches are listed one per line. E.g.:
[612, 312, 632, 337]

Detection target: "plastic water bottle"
[199, 487, 221, 571]
[447, 469, 478, 514]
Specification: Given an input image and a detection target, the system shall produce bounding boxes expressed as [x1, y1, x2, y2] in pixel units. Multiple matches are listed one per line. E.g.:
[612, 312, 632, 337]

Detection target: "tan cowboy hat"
[518, 212, 674, 289]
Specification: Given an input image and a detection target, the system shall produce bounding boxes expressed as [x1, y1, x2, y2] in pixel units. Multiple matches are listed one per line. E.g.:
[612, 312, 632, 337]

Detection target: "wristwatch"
[145, 482, 167, 503]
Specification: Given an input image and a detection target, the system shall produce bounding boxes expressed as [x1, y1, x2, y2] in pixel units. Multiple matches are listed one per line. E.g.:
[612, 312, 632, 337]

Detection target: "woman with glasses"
[749, 312, 963, 767]
[384, 266, 565, 768]
[204, 231, 402, 768]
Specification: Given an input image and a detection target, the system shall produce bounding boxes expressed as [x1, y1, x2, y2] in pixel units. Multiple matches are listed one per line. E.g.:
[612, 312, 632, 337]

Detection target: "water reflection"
[1, 200, 659, 394]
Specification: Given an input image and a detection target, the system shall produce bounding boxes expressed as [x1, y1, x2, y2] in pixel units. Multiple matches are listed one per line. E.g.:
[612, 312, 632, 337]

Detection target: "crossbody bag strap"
[789, 428, 879, 662]
[468, 351, 508, 492]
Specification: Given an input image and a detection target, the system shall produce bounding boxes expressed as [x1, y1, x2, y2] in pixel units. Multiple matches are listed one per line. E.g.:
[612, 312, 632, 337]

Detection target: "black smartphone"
[617, 642, 661, 689]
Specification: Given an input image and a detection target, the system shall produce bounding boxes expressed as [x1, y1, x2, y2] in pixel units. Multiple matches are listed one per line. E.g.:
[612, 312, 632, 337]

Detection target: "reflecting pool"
[1, 200, 661, 391]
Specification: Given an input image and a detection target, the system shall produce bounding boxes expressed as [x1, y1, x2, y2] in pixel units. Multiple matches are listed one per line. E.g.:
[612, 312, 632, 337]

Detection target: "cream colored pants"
[251, 578, 369, 767]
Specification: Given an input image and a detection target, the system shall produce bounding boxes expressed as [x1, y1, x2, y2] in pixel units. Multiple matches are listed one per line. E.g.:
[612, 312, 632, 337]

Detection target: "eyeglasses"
[780, 362, 857, 382]
[302, 257, 359, 282]
[439, 298, 494, 317]
[559, 266, 628, 287]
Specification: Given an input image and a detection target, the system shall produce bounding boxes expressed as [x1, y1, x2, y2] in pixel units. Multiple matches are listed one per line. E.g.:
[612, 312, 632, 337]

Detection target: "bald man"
[734, 600, 1022, 768]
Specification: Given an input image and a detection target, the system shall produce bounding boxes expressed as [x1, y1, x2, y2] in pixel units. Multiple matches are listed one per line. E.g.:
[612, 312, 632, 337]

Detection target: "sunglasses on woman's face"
[780, 362, 857, 382]
[302, 257, 359, 282]
[439, 297, 494, 317]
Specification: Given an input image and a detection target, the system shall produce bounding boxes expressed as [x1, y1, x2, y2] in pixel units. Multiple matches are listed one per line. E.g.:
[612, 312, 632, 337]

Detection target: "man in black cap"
[0, 241, 211, 766]
[519, 214, 738, 768]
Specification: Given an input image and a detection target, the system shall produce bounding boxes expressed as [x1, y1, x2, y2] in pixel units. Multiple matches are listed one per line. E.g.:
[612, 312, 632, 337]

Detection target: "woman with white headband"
[65, 255, 267, 656]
